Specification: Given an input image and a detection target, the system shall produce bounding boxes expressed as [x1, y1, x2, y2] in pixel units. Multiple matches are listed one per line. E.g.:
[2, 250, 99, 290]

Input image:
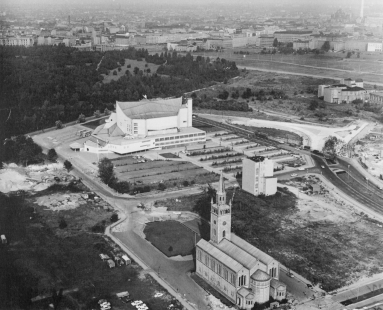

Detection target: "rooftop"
[117, 97, 184, 120]
[197, 239, 243, 272]
[247, 156, 266, 163]
[251, 269, 271, 282]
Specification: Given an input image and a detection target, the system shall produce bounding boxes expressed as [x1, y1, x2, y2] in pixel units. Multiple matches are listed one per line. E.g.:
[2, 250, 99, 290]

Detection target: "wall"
[147, 116, 178, 131]
[242, 158, 257, 196]
[264, 178, 277, 196]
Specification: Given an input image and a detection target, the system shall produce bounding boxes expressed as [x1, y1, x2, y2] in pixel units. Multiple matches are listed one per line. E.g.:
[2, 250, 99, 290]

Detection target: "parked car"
[321, 165, 325, 169]
[291, 174, 298, 177]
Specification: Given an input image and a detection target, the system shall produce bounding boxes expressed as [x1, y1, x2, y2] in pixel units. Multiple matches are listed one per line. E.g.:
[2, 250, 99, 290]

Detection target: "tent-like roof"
[251, 269, 271, 282]
[230, 234, 275, 265]
[197, 239, 243, 272]
[69, 142, 82, 149]
[117, 97, 183, 120]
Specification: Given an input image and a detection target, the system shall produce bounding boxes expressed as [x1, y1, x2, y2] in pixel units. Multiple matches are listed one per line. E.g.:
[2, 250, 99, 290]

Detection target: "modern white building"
[318, 79, 371, 104]
[83, 97, 206, 155]
[242, 157, 277, 197]
[196, 172, 286, 309]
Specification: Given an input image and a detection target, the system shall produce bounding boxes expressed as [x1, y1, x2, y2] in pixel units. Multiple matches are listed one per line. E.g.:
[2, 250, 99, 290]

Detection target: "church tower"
[210, 171, 232, 244]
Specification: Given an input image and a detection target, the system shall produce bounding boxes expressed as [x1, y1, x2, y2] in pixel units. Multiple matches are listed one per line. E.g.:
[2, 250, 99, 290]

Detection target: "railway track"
[196, 116, 383, 216]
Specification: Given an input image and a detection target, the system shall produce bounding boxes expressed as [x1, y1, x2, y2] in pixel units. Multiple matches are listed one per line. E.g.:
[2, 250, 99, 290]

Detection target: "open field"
[194, 48, 383, 84]
[111, 156, 219, 189]
[144, 220, 199, 257]
[192, 69, 382, 126]
[0, 176, 182, 310]
[101, 58, 160, 84]
[155, 181, 383, 292]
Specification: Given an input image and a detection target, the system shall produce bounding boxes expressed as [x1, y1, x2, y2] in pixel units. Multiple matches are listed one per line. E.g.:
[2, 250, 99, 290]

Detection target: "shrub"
[113, 70, 117, 75]
[110, 213, 118, 222]
[64, 160, 72, 171]
[183, 180, 189, 187]
[158, 183, 166, 191]
[59, 218, 67, 229]
[47, 148, 57, 161]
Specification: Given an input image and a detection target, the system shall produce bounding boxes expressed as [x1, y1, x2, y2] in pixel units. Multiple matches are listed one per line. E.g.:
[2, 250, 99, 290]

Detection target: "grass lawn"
[160, 153, 180, 159]
[144, 220, 199, 257]
[102, 59, 160, 84]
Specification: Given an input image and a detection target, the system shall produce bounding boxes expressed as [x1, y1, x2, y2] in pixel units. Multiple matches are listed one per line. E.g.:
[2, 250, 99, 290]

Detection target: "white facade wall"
[252, 280, 270, 304]
[178, 107, 189, 128]
[147, 116, 178, 131]
[367, 42, 383, 52]
[318, 85, 329, 97]
[264, 178, 278, 196]
[242, 158, 277, 196]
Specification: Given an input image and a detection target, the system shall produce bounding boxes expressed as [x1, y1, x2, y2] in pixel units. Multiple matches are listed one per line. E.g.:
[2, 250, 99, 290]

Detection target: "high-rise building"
[242, 156, 277, 196]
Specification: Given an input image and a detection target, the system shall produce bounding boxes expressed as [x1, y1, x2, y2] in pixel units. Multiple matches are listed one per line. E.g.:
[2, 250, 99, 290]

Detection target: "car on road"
[298, 168, 305, 171]
[307, 284, 314, 289]
[321, 165, 325, 169]
[291, 174, 298, 177]
[287, 272, 294, 278]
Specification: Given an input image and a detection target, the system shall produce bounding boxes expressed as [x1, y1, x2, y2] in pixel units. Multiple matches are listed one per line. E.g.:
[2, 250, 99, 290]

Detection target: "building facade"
[195, 173, 286, 309]
[83, 97, 206, 155]
[370, 92, 383, 104]
[242, 157, 277, 196]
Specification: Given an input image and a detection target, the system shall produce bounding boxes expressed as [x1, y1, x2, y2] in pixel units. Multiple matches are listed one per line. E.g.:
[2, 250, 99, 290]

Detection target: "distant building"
[367, 42, 382, 52]
[257, 35, 275, 48]
[242, 157, 277, 196]
[195, 172, 286, 309]
[370, 92, 383, 105]
[273, 31, 312, 43]
[0, 36, 34, 46]
[318, 78, 371, 103]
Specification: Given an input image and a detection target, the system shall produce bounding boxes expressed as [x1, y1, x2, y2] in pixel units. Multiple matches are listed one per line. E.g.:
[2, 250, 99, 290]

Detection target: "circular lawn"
[144, 220, 197, 257]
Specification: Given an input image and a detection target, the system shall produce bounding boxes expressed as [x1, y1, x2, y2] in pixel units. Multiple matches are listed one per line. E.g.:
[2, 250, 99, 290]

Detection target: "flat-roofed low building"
[273, 30, 312, 43]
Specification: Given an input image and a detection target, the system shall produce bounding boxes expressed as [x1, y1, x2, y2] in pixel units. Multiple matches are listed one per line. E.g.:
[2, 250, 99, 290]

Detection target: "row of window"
[197, 248, 236, 285]
[154, 132, 205, 142]
[156, 137, 205, 146]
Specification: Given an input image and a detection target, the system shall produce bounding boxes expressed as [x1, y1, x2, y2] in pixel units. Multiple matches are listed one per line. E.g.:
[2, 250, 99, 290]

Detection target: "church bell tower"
[210, 171, 232, 244]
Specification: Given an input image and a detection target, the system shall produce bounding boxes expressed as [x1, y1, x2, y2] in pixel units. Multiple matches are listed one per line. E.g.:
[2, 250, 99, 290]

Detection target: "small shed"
[99, 253, 110, 261]
[1, 235, 7, 244]
[121, 255, 131, 265]
[69, 142, 82, 151]
[107, 259, 115, 268]
[116, 291, 130, 299]
[309, 184, 321, 194]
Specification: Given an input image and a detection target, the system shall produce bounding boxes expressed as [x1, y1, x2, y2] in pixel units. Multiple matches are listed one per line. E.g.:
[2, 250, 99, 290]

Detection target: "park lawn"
[144, 221, 199, 257]
[0, 183, 183, 310]
[102, 59, 160, 84]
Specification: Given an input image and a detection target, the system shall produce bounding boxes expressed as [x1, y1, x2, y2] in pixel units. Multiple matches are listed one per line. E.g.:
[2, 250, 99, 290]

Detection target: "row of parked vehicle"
[99, 252, 131, 268]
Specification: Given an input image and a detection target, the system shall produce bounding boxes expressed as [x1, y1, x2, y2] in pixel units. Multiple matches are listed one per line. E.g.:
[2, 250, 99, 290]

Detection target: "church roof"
[230, 234, 275, 265]
[117, 97, 183, 120]
[197, 239, 243, 272]
[251, 269, 271, 282]
[237, 287, 252, 298]
[270, 278, 286, 289]
[215, 239, 259, 270]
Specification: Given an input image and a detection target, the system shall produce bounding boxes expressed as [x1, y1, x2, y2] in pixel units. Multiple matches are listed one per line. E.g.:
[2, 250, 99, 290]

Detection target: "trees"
[78, 113, 86, 123]
[273, 38, 279, 48]
[346, 52, 352, 58]
[322, 41, 331, 52]
[158, 183, 166, 191]
[47, 148, 57, 161]
[64, 160, 72, 171]
[133, 67, 139, 75]
[110, 213, 119, 222]
[55, 120, 63, 129]
[98, 158, 115, 185]
[322, 136, 344, 160]
[308, 100, 319, 110]
[94, 110, 101, 118]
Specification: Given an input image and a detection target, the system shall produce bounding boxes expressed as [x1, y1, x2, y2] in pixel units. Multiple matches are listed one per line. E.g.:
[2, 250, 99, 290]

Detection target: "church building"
[195, 173, 286, 309]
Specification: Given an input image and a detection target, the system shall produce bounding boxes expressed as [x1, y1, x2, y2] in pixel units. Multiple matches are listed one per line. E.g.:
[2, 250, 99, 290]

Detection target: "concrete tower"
[360, 0, 364, 19]
[210, 171, 232, 244]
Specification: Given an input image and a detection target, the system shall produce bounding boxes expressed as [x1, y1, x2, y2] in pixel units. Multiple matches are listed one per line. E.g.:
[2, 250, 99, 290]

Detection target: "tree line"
[0, 46, 239, 141]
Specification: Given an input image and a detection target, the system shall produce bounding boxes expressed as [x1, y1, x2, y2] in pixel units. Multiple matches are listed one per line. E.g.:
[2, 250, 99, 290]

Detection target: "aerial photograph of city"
[1, 0, 383, 309]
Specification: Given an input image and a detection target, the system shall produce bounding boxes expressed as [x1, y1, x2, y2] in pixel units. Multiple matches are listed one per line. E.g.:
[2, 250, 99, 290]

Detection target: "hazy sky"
[2, 0, 381, 15]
